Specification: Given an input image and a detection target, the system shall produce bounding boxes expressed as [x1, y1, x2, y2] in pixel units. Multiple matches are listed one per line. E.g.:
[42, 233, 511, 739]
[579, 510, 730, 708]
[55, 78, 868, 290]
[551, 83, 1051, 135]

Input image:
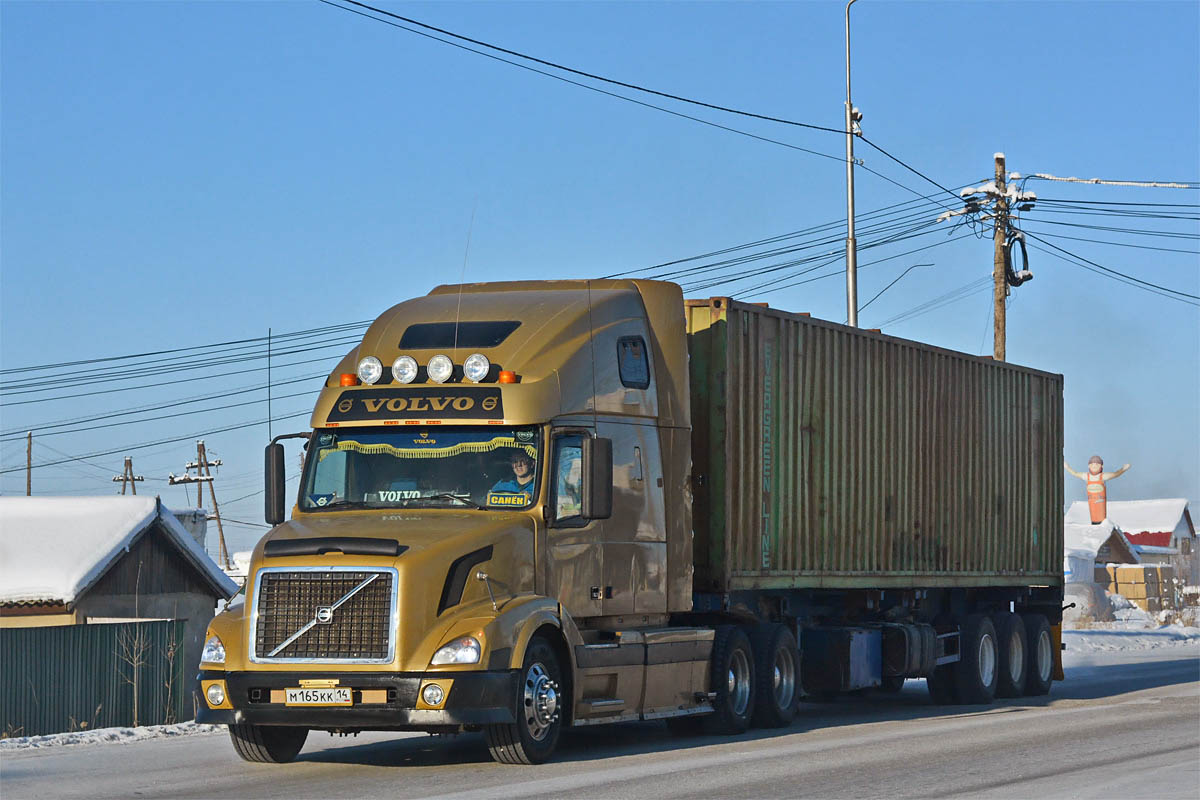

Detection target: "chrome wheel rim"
[978, 632, 997, 688]
[1008, 630, 1024, 684]
[773, 646, 797, 710]
[728, 648, 752, 717]
[522, 662, 559, 741]
[1036, 629, 1053, 682]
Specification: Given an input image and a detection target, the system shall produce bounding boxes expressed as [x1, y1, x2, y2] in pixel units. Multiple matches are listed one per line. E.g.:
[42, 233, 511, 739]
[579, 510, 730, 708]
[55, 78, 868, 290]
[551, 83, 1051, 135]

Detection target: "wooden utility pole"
[26, 432, 32, 495]
[992, 153, 1009, 361]
[168, 441, 230, 568]
[112, 457, 145, 495]
[196, 441, 230, 569]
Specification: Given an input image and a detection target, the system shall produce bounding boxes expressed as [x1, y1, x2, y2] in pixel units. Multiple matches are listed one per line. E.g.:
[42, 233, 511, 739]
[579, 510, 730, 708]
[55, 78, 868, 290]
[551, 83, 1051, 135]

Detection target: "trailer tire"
[953, 613, 998, 704]
[926, 664, 957, 704]
[228, 723, 308, 763]
[1021, 613, 1054, 696]
[750, 624, 799, 727]
[484, 637, 563, 764]
[702, 626, 755, 736]
[993, 612, 1027, 698]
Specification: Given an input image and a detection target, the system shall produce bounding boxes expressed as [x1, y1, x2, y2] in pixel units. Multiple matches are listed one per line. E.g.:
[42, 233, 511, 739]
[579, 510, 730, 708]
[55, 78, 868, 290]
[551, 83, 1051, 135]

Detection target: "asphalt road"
[4, 644, 1197, 800]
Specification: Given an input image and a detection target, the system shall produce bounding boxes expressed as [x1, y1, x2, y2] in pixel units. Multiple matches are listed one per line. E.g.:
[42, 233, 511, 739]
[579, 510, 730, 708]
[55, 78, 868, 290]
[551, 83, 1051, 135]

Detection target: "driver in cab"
[491, 451, 536, 500]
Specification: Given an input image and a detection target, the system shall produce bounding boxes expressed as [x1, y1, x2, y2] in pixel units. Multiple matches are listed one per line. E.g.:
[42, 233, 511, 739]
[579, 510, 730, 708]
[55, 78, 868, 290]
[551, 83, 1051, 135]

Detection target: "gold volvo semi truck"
[196, 279, 1065, 764]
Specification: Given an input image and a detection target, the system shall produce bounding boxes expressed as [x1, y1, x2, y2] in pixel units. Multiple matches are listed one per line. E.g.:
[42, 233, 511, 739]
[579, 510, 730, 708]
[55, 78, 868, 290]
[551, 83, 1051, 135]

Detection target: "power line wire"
[325, 0, 844, 134]
[0, 411, 311, 475]
[1023, 234, 1200, 304]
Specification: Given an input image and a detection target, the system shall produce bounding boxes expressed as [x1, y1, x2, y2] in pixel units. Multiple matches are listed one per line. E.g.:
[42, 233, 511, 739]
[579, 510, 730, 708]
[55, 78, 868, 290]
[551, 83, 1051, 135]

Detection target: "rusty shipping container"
[686, 297, 1064, 593]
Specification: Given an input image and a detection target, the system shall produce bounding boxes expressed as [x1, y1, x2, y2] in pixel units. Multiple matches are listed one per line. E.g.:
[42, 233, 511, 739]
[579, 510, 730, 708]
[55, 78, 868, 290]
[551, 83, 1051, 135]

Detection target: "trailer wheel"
[993, 612, 1027, 698]
[703, 626, 755, 735]
[952, 613, 998, 704]
[925, 664, 957, 704]
[1021, 613, 1054, 696]
[228, 723, 308, 763]
[484, 637, 563, 764]
[750, 624, 798, 727]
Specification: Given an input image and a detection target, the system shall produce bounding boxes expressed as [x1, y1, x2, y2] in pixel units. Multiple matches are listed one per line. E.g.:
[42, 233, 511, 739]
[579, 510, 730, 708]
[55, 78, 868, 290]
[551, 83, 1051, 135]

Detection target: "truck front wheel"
[485, 637, 564, 764]
[703, 626, 755, 735]
[228, 723, 308, 763]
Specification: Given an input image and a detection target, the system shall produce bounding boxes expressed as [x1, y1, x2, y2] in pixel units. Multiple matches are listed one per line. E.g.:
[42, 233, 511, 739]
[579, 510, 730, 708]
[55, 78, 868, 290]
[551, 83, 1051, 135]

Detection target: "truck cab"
[197, 280, 716, 764]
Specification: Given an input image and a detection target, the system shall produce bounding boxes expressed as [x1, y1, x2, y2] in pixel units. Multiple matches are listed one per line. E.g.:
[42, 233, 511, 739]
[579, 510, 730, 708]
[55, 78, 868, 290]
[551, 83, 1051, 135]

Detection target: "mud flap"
[1051, 623, 1065, 681]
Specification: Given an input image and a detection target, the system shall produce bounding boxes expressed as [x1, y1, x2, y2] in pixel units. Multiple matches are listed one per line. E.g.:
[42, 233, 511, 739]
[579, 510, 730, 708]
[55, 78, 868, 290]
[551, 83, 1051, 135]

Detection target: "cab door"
[546, 430, 604, 618]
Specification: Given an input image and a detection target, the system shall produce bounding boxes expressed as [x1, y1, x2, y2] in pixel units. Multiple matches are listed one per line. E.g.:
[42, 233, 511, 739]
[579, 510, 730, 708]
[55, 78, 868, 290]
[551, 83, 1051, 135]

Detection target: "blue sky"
[2, 1, 1197, 556]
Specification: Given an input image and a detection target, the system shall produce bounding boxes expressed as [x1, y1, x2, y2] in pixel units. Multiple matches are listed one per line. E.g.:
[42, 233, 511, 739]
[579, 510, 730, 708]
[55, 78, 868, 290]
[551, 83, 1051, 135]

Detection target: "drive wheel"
[953, 613, 998, 704]
[485, 637, 563, 764]
[703, 626, 755, 735]
[750, 624, 799, 728]
[1021, 613, 1054, 696]
[228, 723, 308, 763]
[993, 612, 1027, 698]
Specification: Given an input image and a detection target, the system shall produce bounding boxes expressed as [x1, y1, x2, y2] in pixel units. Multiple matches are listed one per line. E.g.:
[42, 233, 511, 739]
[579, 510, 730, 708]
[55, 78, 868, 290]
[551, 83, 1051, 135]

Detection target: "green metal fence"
[1, 621, 189, 737]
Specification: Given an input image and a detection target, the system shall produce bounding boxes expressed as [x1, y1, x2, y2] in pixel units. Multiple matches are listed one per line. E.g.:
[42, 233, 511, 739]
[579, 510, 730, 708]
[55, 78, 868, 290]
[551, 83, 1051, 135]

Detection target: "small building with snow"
[1063, 519, 1138, 583]
[0, 496, 238, 675]
[1067, 499, 1197, 586]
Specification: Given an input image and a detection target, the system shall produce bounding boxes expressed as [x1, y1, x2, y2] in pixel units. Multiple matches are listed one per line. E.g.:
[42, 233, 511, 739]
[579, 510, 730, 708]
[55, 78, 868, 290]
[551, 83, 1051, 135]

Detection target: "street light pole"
[844, 0, 861, 328]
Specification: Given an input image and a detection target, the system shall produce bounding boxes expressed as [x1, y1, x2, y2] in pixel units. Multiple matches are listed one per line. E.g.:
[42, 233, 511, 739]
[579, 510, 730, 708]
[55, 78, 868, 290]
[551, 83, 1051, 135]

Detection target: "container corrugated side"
[687, 298, 1064, 592]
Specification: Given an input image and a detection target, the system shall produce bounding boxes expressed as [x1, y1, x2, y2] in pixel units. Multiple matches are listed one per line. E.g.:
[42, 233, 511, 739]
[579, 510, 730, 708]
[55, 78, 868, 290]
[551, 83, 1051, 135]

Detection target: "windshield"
[299, 426, 541, 511]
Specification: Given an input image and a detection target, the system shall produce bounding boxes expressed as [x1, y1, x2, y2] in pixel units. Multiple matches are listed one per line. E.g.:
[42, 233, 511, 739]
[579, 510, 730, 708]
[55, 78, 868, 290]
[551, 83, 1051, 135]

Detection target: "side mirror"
[265, 442, 287, 525]
[582, 437, 612, 520]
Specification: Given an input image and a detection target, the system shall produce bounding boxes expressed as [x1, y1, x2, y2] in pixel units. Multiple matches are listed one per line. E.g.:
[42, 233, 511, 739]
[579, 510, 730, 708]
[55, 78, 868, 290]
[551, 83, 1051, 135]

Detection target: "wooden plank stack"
[1094, 564, 1176, 612]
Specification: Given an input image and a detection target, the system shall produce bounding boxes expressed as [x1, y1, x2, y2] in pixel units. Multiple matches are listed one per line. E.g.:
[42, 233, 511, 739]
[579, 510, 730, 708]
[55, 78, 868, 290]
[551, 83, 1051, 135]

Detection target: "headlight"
[427, 354, 454, 384]
[463, 353, 490, 383]
[357, 356, 383, 385]
[431, 636, 481, 665]
[201, 634, 226, 665]
[206, 683, 226, 706]
[392, 355, 418, 384]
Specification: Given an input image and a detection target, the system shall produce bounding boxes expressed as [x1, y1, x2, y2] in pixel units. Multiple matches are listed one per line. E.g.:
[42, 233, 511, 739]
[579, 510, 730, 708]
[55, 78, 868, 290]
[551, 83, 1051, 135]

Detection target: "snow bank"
[1064, 625, 1200, 653]
[0, 721, 222, 751]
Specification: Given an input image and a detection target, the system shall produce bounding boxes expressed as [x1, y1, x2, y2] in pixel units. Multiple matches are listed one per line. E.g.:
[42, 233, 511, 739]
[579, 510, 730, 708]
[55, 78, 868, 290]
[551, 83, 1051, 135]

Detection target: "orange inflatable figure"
[1064, 455, 1131, 524]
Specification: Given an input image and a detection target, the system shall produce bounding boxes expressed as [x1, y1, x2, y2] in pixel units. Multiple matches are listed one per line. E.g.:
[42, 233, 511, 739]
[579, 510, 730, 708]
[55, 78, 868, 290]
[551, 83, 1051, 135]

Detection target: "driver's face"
[511, 457, 532, 480]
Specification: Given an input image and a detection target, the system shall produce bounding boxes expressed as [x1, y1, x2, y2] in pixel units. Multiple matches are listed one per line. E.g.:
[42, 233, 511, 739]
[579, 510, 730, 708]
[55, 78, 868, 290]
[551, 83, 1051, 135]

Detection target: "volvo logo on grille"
[315, 606, 334, 624]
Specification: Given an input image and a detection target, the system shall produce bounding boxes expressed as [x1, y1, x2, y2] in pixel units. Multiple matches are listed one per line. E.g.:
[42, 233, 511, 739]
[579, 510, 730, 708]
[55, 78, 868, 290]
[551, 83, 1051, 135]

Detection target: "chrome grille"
[251, 568, 396, 663]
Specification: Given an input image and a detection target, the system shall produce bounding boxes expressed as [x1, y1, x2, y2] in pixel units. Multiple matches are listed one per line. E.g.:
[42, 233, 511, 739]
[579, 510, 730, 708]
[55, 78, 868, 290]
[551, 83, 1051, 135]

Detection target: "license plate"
[284, 687, 352, 706]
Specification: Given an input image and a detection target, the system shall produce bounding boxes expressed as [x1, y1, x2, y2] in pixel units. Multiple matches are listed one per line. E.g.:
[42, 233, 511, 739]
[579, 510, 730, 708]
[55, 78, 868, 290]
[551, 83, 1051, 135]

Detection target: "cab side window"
[617, 336, 650, 389]
[551, 436, 584, 525]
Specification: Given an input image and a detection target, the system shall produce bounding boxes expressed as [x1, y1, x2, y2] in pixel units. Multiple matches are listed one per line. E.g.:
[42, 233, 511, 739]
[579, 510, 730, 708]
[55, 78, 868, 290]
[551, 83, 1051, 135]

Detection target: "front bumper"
[194, 669, 518, 730]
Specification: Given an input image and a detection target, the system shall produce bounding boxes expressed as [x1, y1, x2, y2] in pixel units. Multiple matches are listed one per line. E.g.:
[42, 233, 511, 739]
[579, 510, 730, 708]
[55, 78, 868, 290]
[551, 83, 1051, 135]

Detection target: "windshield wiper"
[315, 499, 375, 511]
[418, 493, 483, 510]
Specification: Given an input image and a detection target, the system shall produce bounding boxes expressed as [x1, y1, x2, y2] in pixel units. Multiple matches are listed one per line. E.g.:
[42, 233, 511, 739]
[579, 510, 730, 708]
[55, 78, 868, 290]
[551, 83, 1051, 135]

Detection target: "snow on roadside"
[1064, 623, 1200, 653]
[1, 721, 222, 751]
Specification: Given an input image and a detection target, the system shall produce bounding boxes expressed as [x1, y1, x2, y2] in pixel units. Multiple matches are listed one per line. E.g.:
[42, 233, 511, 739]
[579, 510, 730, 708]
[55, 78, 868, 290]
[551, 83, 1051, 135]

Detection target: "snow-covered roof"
[1064, 498, 1192, 535]
[1104, 499, 1192, 537]
[0, 497, 237, 605]
[1063, 519, 1119, 559]
[1132, 544, 1178, 555]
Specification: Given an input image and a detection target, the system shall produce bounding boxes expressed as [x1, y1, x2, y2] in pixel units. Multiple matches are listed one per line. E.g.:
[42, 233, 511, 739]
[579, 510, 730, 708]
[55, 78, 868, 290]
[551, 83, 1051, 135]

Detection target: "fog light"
[422, 683, 445, 706]
[206, 683, 226, 707]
